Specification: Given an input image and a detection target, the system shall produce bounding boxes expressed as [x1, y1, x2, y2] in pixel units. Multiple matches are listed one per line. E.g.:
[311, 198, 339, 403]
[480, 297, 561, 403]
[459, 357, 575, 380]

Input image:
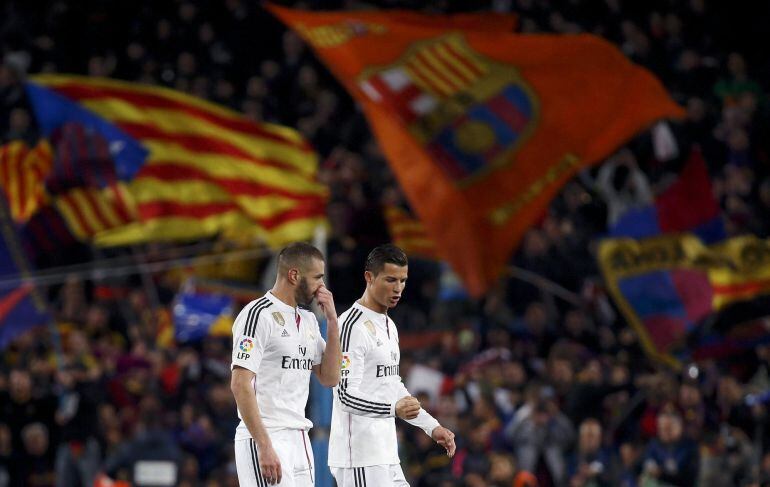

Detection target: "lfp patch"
[239, 337, 254, 353]
[341, 354, 351, 369]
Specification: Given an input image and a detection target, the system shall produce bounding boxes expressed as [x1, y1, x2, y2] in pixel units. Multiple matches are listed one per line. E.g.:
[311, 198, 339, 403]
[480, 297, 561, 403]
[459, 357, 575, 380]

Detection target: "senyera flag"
[269, 5, 684, 296]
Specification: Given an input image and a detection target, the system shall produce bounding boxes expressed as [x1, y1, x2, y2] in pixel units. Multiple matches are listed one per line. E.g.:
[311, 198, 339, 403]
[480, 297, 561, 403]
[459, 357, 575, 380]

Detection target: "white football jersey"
[328, 302, 439, 468]
[231, 291, 326, 439]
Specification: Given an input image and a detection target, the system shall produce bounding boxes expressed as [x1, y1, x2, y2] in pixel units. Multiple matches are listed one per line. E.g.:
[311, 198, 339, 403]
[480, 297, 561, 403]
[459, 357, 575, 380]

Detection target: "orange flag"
[270, 6, 684, 296]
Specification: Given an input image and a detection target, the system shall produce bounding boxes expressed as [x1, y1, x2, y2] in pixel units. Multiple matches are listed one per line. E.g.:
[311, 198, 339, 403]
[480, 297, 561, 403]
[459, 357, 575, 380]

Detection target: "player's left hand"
[315, 285, 337, 321]
[431, 425, 456, 457]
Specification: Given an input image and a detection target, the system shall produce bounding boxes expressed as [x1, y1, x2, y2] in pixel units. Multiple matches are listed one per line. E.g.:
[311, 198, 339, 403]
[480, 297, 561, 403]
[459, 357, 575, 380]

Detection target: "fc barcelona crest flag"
[269, 5, 684, 296]
[358, 34, 537, 186]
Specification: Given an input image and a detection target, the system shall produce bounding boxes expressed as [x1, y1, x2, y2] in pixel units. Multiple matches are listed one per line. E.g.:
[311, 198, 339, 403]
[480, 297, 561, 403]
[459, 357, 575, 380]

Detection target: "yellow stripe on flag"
[77, 99, 316, 174]
[94, 188, 124, 228]
[69, 189, 107, 233]
[131, 178, 303, 219]
[405, 57, 454, 96]
[433, 42, 484, 84]
[142, 143, 326, 195]
[95, 212, 252, 245]
[232, 195, 301, 219]
[130, 178, 232, 205]
[418, 47, 468, 92]
[54, 197, 89, 240]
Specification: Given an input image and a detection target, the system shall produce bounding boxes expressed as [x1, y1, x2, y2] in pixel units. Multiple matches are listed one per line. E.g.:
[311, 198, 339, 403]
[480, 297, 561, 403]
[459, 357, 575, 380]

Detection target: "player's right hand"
[316, 285, 338, 321]
[396, 396, 421, 420]
[259, 443, 282, 485]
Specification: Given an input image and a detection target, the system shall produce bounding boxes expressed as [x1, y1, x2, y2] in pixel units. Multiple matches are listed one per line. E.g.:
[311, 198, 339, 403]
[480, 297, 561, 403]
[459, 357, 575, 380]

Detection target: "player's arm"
[394, 380, 456, 457]
[312, 285, 341, 387]
[231, 367, 282, 483]
[337, 322, 418, 419]
[230, 306, 282, 484]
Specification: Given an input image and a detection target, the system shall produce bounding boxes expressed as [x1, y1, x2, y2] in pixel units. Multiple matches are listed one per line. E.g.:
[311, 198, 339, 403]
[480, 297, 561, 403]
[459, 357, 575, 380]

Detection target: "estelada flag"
[27, 75, 327, 248]
[270, 5, 684, 296]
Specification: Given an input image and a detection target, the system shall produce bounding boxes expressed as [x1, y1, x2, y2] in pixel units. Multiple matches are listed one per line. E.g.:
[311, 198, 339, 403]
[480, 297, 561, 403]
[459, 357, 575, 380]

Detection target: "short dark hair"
[365, 244, 408, 276]
[277, 242, 324, 274]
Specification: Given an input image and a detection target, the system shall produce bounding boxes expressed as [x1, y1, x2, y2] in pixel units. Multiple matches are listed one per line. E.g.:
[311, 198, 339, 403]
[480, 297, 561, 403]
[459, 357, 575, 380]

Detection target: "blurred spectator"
[505, 385, 575, 486]
[594, 149, 653, 226]
[101, 397, 183, 486]
[640, 411, 699, 487]
[566, 419, 612, 487]
[713, 53, 762, 106]
[698, 426, 754, 487]
[10, 422, 55, 487]
[53, 365, 101, 487]
[0, 369, 56, 454]
[0, 424, 9, 484]
[615, 441, 643, 487]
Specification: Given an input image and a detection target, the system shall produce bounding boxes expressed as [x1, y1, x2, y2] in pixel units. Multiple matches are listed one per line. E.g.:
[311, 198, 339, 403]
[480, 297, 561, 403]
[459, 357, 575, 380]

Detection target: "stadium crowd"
[2, 0, 770, 486]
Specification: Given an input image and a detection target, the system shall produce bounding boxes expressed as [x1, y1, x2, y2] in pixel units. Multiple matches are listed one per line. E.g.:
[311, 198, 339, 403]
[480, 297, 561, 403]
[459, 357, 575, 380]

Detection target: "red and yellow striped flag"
[53, 184, 135, 240]
[30, 75, 328, 247]
[383, 205, 437, 260]
[0, 141, 53, 223]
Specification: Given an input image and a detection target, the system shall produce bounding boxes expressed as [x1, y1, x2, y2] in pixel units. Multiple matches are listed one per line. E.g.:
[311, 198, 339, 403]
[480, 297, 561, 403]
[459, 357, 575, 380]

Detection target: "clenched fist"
[396, 396, 421, 420]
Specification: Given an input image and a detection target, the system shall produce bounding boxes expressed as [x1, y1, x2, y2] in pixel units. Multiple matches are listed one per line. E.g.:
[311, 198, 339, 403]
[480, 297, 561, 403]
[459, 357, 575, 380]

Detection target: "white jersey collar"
[265, 291, 298, 313]
[352, 300, 388, 320]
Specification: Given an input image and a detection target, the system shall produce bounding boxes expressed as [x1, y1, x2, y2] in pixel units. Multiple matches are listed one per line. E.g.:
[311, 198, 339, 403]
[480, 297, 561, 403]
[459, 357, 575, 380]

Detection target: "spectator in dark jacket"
[641, 411, 698, 487]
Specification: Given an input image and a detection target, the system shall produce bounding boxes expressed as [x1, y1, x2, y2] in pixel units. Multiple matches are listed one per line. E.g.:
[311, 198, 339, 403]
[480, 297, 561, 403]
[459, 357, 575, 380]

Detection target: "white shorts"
[331, 465, 409, 487]
[235, 430, 315, 487]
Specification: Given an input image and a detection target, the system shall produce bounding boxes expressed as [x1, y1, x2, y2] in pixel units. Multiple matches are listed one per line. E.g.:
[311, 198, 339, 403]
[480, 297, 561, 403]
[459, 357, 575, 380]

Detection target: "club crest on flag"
[358, 33, 539, 187]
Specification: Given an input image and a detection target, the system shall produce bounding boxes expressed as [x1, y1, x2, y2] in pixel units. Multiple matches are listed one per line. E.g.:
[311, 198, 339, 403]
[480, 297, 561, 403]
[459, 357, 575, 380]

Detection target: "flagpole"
[506, 265, 582, 306]
[0, 245, 276, 289]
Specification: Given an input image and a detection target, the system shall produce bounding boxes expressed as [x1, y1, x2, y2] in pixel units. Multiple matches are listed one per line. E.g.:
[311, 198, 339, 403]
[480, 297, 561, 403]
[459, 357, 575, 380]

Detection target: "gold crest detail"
[364, 320, 376, 335]
[272, 312, 285, 326]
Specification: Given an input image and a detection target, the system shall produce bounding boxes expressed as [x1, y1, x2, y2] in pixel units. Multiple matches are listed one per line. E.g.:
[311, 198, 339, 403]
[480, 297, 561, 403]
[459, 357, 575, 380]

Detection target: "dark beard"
[295, 277, 314, 308]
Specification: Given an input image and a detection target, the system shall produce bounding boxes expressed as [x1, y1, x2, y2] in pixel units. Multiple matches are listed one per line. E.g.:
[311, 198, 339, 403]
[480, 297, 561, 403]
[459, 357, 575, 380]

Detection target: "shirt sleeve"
[337, 319, 396, 418]
[231, 300, 272, 374]
[394, 379, 440, 436]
